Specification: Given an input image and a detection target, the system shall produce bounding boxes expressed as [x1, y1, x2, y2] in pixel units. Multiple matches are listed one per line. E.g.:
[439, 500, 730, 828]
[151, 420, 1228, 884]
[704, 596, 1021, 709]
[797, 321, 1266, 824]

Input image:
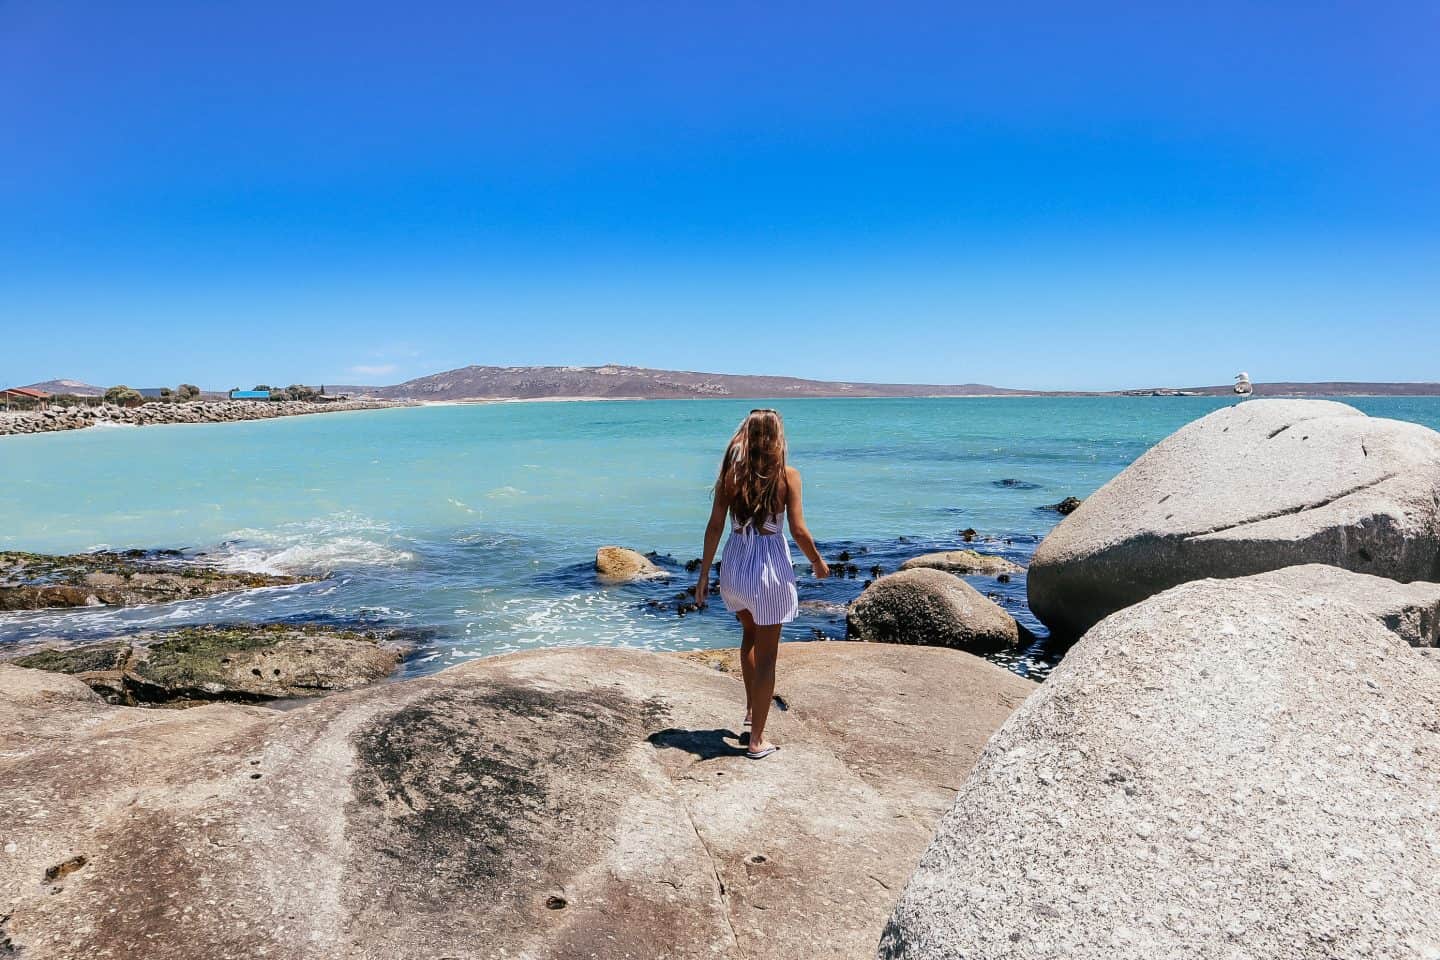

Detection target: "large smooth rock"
[879, 577, 1440, 959]
[1028, 400, 1440, 637]
[1241, 564, 1440, 647]
[847, 568, 1021, 652]
[6, 624, 409, 705]
[898, 550, 1023, 577]
[595, 545, 667, 582]
[0, 642, 1032, 960]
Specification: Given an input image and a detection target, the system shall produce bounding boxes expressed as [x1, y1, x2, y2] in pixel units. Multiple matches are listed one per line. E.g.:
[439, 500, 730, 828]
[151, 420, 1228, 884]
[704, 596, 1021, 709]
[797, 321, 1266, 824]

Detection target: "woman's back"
[727, 473, 787, 535]
[694, 409, 830, 761]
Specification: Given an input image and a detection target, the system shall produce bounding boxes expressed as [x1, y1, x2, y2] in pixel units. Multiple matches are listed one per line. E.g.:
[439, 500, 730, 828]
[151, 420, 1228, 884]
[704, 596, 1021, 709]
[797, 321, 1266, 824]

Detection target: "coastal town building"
[0, 386, 50, 410]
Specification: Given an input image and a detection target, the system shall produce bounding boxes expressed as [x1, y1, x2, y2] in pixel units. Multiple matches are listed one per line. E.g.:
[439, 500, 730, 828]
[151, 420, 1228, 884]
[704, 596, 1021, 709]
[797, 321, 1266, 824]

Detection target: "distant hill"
[20, 379, 104, 396]
[18, 371, 1440, 403]
[369, 365, 1042, 400]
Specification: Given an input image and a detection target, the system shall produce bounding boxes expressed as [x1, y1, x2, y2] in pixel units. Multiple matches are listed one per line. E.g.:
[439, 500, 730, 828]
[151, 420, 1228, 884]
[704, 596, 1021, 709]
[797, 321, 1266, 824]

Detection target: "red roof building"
[1, 387, 52, 409]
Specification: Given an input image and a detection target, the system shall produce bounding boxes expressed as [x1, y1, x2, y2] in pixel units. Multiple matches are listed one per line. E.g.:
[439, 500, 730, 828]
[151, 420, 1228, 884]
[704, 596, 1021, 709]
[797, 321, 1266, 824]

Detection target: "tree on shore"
[103, 385, 142, 407]
[177, 384, 201, 401]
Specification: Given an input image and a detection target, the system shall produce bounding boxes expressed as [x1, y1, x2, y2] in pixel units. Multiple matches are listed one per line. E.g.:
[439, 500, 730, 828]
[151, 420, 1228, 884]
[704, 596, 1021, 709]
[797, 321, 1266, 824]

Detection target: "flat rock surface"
[880, 577, 1440, 960]
[5, 624, 410, 704]
[0, 550, 310, 611]
[847, 568, 1022, 652]
[1028, 399, 1440, 636]
[0, 641, 1033, 960]
[898, 550, 1023, 576]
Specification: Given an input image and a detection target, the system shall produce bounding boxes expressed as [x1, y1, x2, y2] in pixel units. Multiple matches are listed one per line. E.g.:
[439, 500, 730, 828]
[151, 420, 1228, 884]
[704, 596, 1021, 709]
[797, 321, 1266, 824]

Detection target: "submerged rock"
[595, 545, 667, 582]
[0, 642, 1031, 959]
[7, 624, 408, 705]
[879, 576, 1440, 959]
[898, 550, 1023, 577]
[0, 550, 311, 611]
[846, 568, 1021, 653]
[1028, 399, 1440, 637]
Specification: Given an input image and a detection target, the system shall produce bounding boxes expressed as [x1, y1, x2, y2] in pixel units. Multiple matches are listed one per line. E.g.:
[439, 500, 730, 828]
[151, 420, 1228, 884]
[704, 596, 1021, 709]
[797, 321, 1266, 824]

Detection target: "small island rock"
[595, 545, 667, 582]
[846, 568, 1021, 653]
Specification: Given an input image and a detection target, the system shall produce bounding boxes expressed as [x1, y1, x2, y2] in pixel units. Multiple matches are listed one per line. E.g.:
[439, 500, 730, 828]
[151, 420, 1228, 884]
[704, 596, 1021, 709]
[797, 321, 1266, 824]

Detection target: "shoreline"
[0, 397, 417, 437]
[7, 390, 1433, 439]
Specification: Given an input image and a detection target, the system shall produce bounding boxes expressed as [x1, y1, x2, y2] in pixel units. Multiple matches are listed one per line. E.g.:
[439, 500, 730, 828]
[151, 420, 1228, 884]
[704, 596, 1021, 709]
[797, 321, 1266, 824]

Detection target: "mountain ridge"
[360, 364, 1050, 400]
[17, 368, 1440, 400]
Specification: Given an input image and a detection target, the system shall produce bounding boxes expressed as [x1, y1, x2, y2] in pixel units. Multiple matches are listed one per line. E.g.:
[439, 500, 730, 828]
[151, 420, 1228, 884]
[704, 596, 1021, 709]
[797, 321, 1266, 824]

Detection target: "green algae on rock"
[8, 624, 409, 706]
[0, 550, 314, 611]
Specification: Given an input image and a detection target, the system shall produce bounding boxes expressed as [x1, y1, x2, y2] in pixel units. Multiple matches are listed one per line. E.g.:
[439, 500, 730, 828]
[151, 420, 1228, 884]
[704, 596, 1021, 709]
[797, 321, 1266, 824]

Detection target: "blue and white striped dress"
[719, 511, 799, 626]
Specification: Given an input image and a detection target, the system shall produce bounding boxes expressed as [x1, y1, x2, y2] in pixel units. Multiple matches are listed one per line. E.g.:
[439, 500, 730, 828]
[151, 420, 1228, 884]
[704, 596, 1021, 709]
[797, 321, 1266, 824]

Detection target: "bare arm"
[785, 466, 830, 578]
[695, 484, 730, 606]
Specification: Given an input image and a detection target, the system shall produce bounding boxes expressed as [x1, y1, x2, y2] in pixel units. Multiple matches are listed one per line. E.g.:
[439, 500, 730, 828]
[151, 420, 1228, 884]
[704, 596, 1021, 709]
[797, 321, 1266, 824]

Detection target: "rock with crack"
[878, 576, 1440, 959]
[0, 642, 1032, 960]
[4, 624, 410, 705]
[1028, 399, 1440, 637]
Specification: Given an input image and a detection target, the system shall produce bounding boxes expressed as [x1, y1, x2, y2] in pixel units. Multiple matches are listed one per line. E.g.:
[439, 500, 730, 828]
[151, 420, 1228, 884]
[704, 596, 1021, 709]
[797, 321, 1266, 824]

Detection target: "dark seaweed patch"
[347, 682, 669, 905]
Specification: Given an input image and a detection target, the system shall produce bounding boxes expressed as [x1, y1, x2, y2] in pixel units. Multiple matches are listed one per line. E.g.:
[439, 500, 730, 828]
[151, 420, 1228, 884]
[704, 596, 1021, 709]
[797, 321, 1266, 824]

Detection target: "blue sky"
[2, 1, 1436, 391]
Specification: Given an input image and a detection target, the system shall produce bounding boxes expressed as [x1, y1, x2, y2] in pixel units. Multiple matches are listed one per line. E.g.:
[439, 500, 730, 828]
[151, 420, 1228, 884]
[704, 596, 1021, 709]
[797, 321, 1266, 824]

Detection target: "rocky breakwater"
[878, 573, 1440, 959]
[0, 550, 313, 611]
[1028, 399, 1440, 638]
[0, 398, 408, 436]
[0, 642, 1033, 959]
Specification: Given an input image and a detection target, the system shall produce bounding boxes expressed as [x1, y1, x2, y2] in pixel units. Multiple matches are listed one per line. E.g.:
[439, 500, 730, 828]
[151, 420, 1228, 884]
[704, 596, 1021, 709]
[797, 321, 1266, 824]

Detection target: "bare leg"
[747, 623, 782, 754]
[737, 611, 757, 728]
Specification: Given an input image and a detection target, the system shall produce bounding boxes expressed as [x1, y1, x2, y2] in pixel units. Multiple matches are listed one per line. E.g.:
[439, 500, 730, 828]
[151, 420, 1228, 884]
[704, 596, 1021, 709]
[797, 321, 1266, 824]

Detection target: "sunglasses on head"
[750, 408, 778, 414]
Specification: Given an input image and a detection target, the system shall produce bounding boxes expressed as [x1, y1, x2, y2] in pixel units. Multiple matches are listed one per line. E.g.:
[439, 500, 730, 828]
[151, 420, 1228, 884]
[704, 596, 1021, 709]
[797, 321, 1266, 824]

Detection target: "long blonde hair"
[717, 409, 787, 528]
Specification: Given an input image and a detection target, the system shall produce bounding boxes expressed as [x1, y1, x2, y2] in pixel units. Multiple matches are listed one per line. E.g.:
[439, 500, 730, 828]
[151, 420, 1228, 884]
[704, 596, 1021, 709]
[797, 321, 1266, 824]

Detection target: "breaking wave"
[215, 513, 416, 575]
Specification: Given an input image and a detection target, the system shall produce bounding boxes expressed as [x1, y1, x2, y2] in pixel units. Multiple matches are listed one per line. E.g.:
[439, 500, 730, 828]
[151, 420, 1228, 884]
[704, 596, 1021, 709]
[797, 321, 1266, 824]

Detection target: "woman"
[695, 409, 829, 760]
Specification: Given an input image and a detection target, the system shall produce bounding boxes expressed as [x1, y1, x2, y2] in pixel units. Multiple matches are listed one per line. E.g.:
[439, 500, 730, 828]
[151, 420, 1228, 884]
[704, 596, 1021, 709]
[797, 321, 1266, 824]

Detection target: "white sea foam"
[485, 486, 524, 499]
[216, 514, 416, 575]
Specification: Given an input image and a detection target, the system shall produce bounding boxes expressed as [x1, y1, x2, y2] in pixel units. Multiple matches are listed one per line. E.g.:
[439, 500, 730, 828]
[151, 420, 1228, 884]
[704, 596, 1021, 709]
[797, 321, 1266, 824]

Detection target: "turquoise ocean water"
[4, 397, 1439, 679]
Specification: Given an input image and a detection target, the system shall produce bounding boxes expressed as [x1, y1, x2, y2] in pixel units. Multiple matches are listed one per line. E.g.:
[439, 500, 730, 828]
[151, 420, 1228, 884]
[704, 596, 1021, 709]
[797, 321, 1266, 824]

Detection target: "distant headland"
[11, 366, 1440, 406]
